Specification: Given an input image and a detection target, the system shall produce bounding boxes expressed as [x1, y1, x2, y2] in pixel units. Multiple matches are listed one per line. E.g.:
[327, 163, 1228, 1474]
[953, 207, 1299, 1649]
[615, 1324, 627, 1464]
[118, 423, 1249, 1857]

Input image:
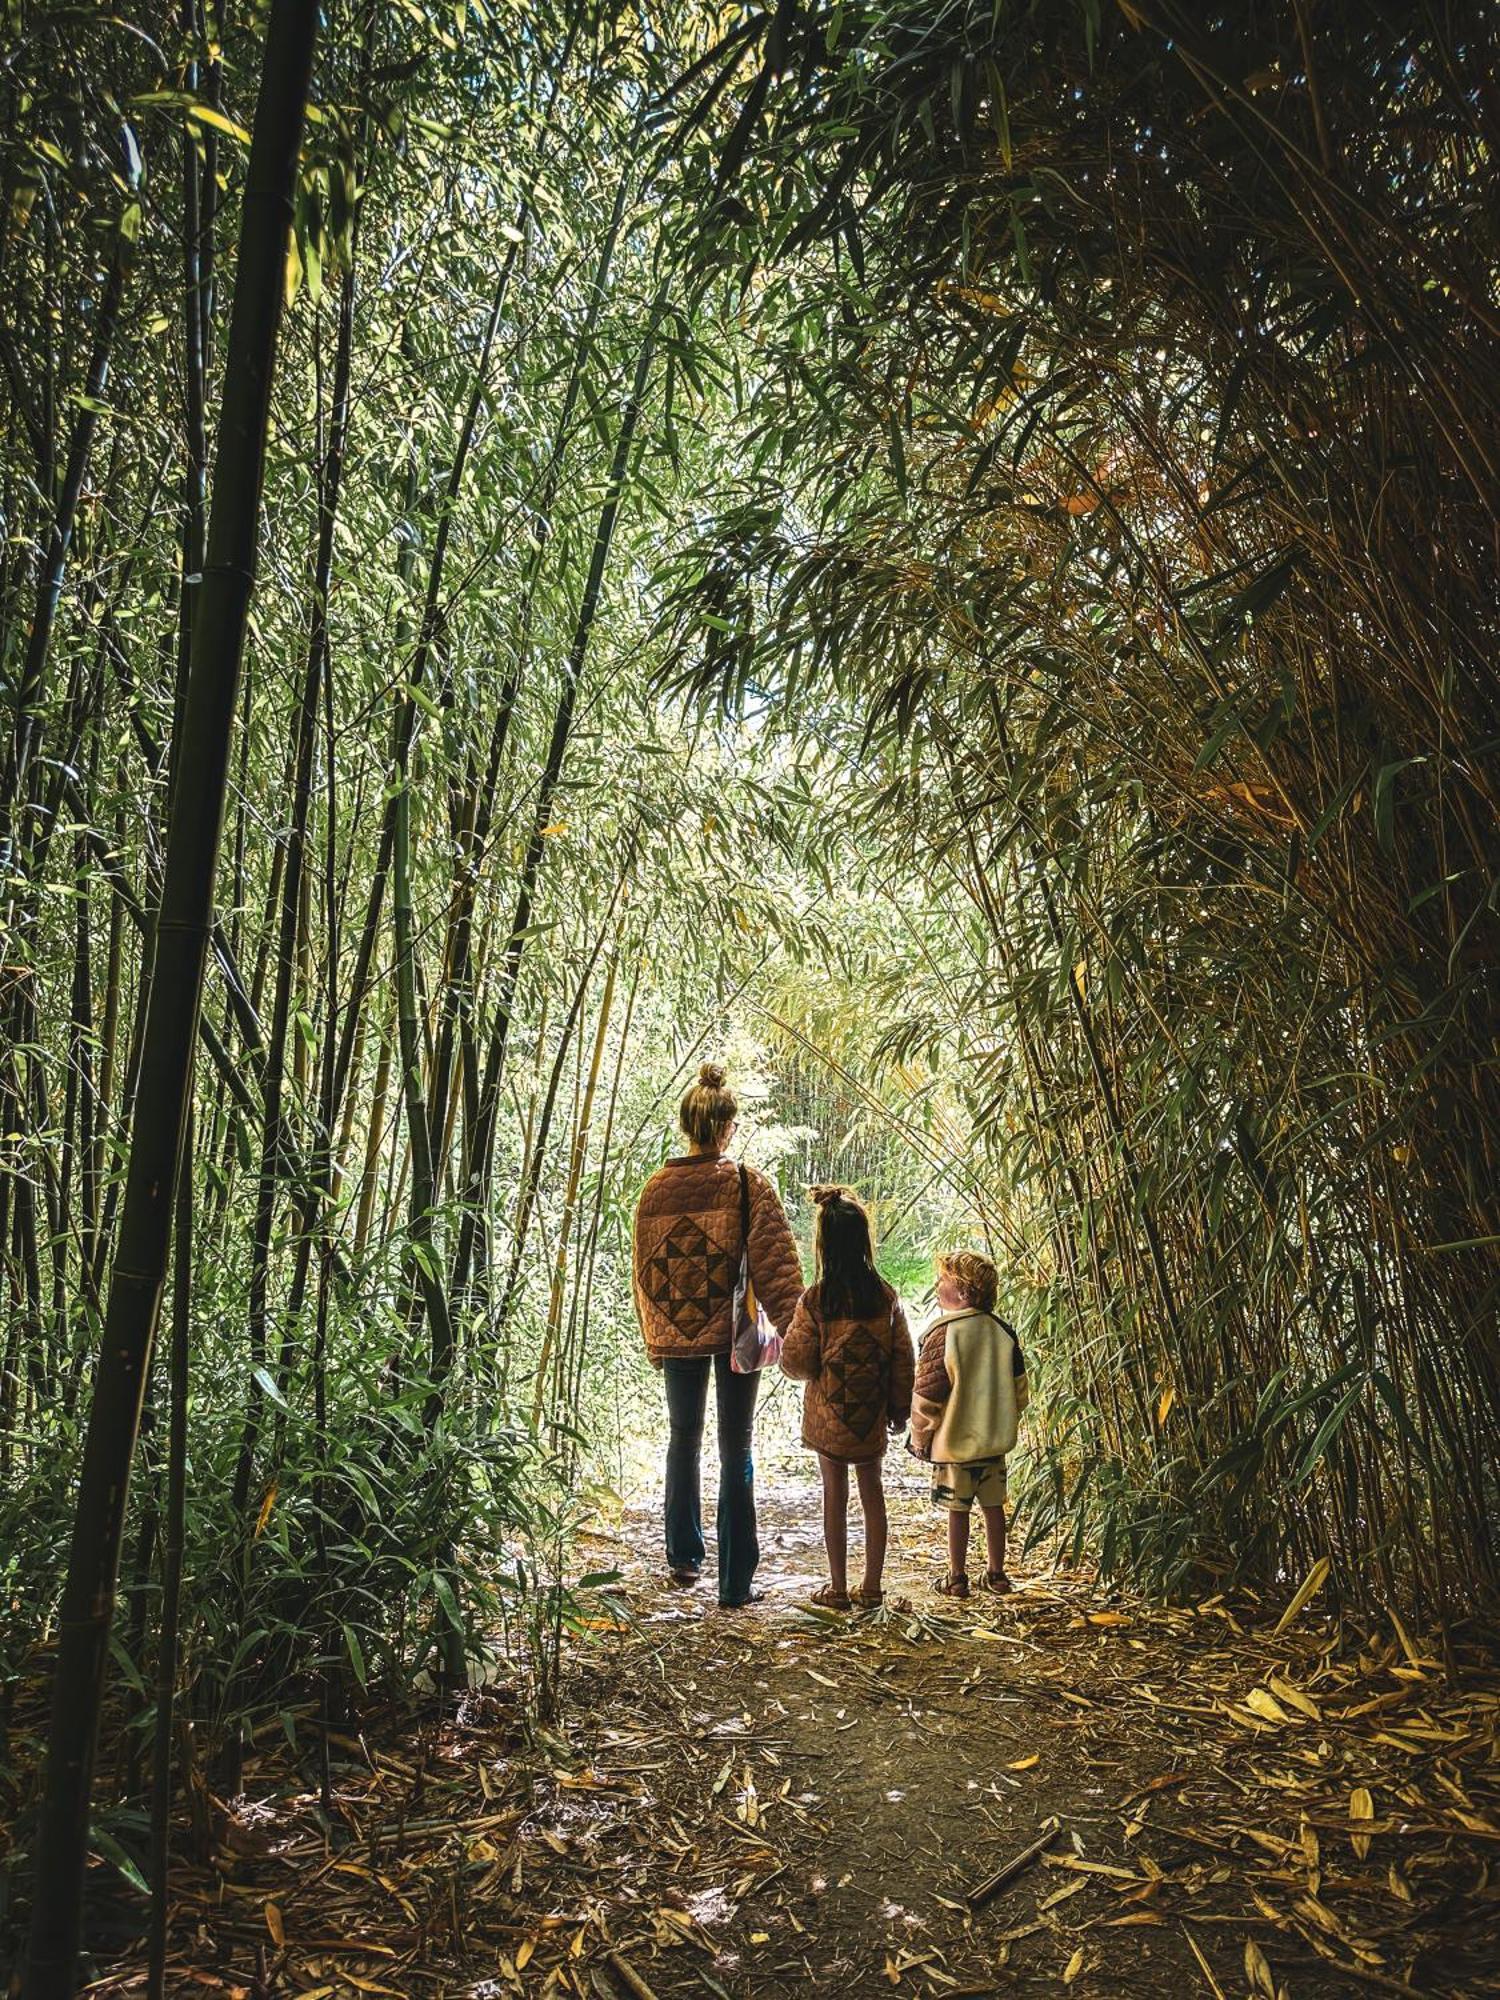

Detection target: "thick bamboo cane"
[22, 6, 319, 1987]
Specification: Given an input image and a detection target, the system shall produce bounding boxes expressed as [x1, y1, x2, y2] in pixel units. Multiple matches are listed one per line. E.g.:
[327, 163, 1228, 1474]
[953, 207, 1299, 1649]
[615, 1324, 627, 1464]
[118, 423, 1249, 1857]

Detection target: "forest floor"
[66, 1470, 1500, 2000]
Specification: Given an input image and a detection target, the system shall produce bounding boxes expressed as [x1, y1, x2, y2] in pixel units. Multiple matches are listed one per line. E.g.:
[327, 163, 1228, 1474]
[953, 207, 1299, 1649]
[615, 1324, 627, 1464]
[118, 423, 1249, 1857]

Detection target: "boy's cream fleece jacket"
[910, 1309, 1028, 1464]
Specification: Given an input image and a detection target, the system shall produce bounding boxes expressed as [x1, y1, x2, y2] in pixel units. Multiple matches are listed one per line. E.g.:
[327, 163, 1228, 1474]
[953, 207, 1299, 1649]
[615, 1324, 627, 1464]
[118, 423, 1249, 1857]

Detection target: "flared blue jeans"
[661, 1352, 760, 1606]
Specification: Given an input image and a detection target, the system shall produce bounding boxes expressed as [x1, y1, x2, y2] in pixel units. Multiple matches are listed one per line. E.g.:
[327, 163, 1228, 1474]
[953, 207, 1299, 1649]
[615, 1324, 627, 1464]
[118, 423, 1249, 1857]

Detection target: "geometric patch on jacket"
[824, 1325, 886, 1440]
[640, 1216, 737, 1335]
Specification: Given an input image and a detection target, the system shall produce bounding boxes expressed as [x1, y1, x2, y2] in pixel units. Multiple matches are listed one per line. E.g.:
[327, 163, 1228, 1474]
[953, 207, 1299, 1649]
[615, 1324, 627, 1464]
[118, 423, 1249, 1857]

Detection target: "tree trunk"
[23, 7, 319, 1987]
[147, 1113, 192, 2000]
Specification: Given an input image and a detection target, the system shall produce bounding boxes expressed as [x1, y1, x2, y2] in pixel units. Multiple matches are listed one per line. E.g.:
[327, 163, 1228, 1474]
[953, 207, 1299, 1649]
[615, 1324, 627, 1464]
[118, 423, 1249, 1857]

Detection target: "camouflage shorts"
[930, 1457, 1007, 1512]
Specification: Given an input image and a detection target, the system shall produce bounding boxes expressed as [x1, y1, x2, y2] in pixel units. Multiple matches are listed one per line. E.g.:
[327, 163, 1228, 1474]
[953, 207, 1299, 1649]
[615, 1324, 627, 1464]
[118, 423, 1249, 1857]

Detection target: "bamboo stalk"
[22, 6, 320, 1983]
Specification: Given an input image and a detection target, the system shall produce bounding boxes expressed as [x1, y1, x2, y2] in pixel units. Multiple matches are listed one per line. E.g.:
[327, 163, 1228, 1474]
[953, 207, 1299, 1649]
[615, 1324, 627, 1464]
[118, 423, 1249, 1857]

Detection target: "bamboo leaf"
[1273, 1556, 1332, 1636]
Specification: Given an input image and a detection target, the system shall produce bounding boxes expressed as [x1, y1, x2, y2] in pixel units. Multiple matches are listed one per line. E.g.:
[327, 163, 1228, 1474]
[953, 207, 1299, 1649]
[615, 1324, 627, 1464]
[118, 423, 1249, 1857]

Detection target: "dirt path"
[76, 1471, 1500, 1999]
[550, 1480, 1498, 2000]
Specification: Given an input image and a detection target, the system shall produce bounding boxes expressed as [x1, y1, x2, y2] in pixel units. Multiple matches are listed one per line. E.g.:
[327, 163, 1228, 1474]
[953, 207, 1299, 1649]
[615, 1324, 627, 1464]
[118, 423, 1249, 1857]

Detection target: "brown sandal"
[849, 1585, 884, 1608]
[810, 1584, 852, 1612]
[984, 1570, 1014, 1594]
[933, 1572, 971, 1599]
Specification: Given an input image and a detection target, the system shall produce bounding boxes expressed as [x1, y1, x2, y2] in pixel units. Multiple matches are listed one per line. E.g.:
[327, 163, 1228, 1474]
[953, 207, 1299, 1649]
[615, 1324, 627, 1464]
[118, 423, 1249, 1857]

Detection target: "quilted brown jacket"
[633, 1156, 805, 1361]
[780, 1282, 915, 1463]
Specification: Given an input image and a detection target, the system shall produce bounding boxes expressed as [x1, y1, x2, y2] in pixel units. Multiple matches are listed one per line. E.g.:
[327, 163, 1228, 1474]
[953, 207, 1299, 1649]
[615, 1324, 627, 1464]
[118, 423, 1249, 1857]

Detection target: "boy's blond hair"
[937, 1250, 998, 1314]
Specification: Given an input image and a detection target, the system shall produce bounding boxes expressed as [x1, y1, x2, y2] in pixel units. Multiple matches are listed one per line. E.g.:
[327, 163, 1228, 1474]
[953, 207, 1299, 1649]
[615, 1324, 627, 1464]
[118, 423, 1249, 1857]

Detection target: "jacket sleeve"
[887, 1301, 915, 1426]
[780, 1293, 820, 1382]
[631, 1195, 646, 1329]
[746, 1169, 806, 1333]
[908, 1319, 952, 1458]
[631, 1194, 661, 1365]
[1009, 1326, 1030, 1416]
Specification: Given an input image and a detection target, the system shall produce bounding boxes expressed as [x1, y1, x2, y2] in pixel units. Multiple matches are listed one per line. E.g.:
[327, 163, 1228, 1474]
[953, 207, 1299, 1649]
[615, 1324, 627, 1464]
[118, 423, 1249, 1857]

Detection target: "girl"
[781, 1188, 915, 1609]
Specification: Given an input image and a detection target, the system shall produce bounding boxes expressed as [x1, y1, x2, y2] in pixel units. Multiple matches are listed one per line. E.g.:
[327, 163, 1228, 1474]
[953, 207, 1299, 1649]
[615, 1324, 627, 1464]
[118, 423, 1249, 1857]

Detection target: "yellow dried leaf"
[1007, 1754, 1040, 1770]
[264, 1900, 284, 1947]
[1245, 1687, 1291, 1724]
[254, 1479, 278, 1539]
[1244, 1938, 1276, 1996]
[1350, 1785, 1375, 1858]
[1269, 1674, 1321, 1721]
[1157, 1384, 1175, 1425]
[1063, 1946, 1085, 1984]
[1225, 1703, 1275, 1733]
[516, 1939, 535, 1970]
[1040, 1878, 1088, 1912]
[1387, 1605, 1423, 1668]
[1272, 1554, 1331, 1636]
[1295, 1894, 1341, 1937]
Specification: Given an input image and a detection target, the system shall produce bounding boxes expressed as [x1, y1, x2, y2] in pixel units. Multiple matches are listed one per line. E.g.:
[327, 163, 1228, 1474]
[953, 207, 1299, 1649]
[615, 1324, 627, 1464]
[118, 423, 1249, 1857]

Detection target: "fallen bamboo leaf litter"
[43, 1482, 1500, 1998]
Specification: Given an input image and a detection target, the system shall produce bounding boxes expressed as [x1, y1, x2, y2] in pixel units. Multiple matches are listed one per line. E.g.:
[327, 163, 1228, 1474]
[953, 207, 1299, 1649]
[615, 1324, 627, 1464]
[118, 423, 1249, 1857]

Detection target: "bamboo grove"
[665, 0, 1500, 1612]
[1, 0, 1497, 1983]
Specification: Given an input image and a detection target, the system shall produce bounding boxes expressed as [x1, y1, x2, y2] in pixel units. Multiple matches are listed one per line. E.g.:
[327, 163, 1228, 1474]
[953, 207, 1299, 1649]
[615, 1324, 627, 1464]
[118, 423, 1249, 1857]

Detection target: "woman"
[633, 1063, 804, 1606]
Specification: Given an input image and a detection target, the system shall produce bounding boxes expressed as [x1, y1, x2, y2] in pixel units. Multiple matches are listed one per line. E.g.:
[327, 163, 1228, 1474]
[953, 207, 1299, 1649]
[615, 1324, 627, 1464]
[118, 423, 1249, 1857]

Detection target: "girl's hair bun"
[811, 1184, 844, 1207]
[698, 1062, 727, 1090]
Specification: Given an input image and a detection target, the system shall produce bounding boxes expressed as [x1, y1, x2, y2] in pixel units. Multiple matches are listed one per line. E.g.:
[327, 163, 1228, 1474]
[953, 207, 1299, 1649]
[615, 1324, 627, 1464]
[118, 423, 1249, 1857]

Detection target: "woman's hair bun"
[697, 1062, 727, 1089]
[811, 1184, 843, 1207]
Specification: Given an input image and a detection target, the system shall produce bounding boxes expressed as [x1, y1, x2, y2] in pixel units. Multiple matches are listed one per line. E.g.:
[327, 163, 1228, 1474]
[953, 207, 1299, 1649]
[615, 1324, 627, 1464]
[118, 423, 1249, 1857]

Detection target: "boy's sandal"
[667, 1567, 701, 1588]
[933, 1572, 971, 1599]
[984, 1570, 1014, 1594]
[809, 1584, 852, 1612]
[849, 1585, 884, 1608]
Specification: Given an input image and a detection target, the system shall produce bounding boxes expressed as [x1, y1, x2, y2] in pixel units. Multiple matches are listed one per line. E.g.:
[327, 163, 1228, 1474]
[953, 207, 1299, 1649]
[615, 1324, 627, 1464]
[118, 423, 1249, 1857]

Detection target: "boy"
[909, 1251, 1028, 1598]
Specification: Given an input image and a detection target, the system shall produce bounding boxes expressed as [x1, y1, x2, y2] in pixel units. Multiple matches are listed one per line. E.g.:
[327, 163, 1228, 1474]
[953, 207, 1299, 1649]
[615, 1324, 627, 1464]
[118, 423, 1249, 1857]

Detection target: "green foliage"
[1, 9, 1498, 1967]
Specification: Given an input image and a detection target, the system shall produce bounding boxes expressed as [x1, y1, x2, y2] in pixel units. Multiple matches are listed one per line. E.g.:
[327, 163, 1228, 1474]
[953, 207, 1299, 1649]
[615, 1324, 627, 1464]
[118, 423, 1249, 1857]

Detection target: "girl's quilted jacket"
[780, 1283, 915, 1463]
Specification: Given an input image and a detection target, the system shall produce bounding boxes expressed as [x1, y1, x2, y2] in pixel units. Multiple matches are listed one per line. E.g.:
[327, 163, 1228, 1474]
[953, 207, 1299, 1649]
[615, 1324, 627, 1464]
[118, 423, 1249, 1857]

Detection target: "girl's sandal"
[933, 1572, 971, 1599]
[984, 1570, 1014, 1595]
[849, 1585, 884, 1609]
[810, 1584, 852, 1612]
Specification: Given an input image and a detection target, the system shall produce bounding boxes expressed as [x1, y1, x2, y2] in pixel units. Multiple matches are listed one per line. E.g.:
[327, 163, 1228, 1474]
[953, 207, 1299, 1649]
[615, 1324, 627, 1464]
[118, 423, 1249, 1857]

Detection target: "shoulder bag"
[730, 1162, 783, 1373]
